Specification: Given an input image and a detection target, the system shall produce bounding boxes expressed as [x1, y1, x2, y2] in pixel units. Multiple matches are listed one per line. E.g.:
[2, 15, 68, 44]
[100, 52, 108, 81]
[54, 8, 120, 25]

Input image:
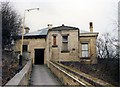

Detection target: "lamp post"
[20, 8, 39, 55]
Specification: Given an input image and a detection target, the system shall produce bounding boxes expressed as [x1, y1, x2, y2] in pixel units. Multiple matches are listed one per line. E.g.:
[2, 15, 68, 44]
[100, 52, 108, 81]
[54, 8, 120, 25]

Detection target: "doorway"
[34, 49, 44, 65]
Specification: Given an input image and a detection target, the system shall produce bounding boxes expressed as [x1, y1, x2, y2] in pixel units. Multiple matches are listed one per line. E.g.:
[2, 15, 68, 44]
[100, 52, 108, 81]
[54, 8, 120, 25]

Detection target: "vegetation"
[61, 30, 119, 86]
[2, 50, 28, 85]
[1, 1, 21, 49]
[97, 32, 118, 59]
[2, 51, 19, 85]
[61, 59, 118, 86]
[1, 2, 23, 85]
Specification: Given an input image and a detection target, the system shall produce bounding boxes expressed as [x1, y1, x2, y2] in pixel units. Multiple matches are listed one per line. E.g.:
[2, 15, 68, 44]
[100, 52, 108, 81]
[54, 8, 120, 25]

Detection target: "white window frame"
[81, 43, 89, 58]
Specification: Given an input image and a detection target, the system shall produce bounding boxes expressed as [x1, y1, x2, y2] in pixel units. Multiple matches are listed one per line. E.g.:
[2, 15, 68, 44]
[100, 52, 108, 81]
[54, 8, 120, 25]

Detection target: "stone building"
[15, 22, 99, 64]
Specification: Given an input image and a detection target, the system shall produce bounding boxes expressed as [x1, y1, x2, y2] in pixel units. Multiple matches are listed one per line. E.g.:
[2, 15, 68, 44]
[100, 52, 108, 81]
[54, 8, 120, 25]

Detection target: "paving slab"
[30, 65, 61, 85]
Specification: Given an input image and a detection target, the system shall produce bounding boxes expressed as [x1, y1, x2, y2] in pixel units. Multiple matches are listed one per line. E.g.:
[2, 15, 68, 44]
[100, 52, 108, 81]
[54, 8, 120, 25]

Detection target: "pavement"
[30, 65, 61, 86]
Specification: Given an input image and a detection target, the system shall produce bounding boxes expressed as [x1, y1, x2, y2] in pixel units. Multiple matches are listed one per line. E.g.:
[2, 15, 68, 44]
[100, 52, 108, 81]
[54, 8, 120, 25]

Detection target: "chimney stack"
[25, 27, 30, 34]
[47, 24, 52, 29]
[89, 22, 93, 32]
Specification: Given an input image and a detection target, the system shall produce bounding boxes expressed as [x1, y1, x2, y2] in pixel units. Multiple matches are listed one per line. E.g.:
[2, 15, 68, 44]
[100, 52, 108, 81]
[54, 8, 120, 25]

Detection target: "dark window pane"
[22, 45, 28, 52]
[53, 36, 56, 46]
[62, 36, 68, 42]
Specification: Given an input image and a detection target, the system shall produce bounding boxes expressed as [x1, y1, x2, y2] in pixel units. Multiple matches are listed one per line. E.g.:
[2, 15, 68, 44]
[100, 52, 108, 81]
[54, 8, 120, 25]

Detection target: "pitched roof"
[24, 28, 48, 36]
[49, 24, 79, 31]
[23, 25, 97, 37]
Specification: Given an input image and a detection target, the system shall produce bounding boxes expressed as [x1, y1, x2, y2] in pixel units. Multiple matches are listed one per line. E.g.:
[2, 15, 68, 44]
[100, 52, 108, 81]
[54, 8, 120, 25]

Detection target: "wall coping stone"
[6, 60, 32, 85]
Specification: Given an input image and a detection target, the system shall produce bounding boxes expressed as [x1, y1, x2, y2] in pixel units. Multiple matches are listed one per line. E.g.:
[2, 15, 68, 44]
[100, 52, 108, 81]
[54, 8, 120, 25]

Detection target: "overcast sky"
[2, 0, 119, 35]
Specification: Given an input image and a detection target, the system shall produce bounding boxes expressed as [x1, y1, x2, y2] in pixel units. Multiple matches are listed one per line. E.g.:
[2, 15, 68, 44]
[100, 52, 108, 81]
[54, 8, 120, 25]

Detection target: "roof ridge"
[50, 25, 79, 31]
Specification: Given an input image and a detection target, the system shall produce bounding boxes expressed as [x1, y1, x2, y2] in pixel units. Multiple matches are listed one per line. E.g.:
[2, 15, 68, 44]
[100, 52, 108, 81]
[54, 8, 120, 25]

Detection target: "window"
[63, 36, 68, 42]
[82, 43, 89, 57]
[22, 45, 28, 52]
[62, 36, 68, 51]
[52, 35, 58, 47]
[53, 36, 56, 46]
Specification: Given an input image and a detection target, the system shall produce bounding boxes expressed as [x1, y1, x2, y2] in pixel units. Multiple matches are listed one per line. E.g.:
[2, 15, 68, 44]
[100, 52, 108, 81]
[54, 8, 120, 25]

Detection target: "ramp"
[30, 65, 61, 85]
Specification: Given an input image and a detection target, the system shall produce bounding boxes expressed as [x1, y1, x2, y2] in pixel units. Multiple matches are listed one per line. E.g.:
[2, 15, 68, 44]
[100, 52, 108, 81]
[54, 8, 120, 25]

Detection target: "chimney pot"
[62, 24, 64, 26]
[25, 27, 30, 34]
[89, 22, 93, 32]
[47, 24, 52, 29]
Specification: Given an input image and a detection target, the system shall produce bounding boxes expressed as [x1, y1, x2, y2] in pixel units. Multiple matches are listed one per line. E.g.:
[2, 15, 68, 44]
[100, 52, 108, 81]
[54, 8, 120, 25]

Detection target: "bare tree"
[97, 33, 118, 59]
[1, 2, 22, 50]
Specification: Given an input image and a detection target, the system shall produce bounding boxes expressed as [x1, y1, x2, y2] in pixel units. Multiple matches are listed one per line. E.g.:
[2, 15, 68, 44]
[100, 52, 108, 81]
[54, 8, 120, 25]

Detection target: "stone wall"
[47, 30, 79, 62]
[14, 38, 46, 64]
[14, 30, 98, 64]
[79, 33, 98, 64]
[49, 61, 83, 85]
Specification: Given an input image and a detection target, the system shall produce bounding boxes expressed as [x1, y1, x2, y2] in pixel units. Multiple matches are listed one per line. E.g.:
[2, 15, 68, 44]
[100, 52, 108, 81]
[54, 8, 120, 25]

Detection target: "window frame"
[61, 35, 69, 52]
[62, 36, 68, 43]
[81, 43, 89, 58]
[52, 34, 58, 47]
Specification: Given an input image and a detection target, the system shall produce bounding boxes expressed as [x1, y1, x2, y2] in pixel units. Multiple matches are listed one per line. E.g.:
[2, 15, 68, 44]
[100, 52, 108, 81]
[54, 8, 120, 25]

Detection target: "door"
[34, 49, 44, 65]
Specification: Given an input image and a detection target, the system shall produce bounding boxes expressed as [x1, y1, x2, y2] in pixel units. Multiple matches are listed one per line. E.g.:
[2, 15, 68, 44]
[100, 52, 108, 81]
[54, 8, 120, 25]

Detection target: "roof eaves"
[79, 32, 99, 37]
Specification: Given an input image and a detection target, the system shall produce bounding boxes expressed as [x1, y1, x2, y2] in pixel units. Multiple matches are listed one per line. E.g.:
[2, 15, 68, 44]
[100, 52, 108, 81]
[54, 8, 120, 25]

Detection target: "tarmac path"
[30, 65, 61, 86]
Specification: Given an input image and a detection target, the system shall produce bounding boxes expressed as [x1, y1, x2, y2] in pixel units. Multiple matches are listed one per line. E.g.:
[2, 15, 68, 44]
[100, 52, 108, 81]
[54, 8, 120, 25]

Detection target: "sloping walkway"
[30, 65, 61, 85]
